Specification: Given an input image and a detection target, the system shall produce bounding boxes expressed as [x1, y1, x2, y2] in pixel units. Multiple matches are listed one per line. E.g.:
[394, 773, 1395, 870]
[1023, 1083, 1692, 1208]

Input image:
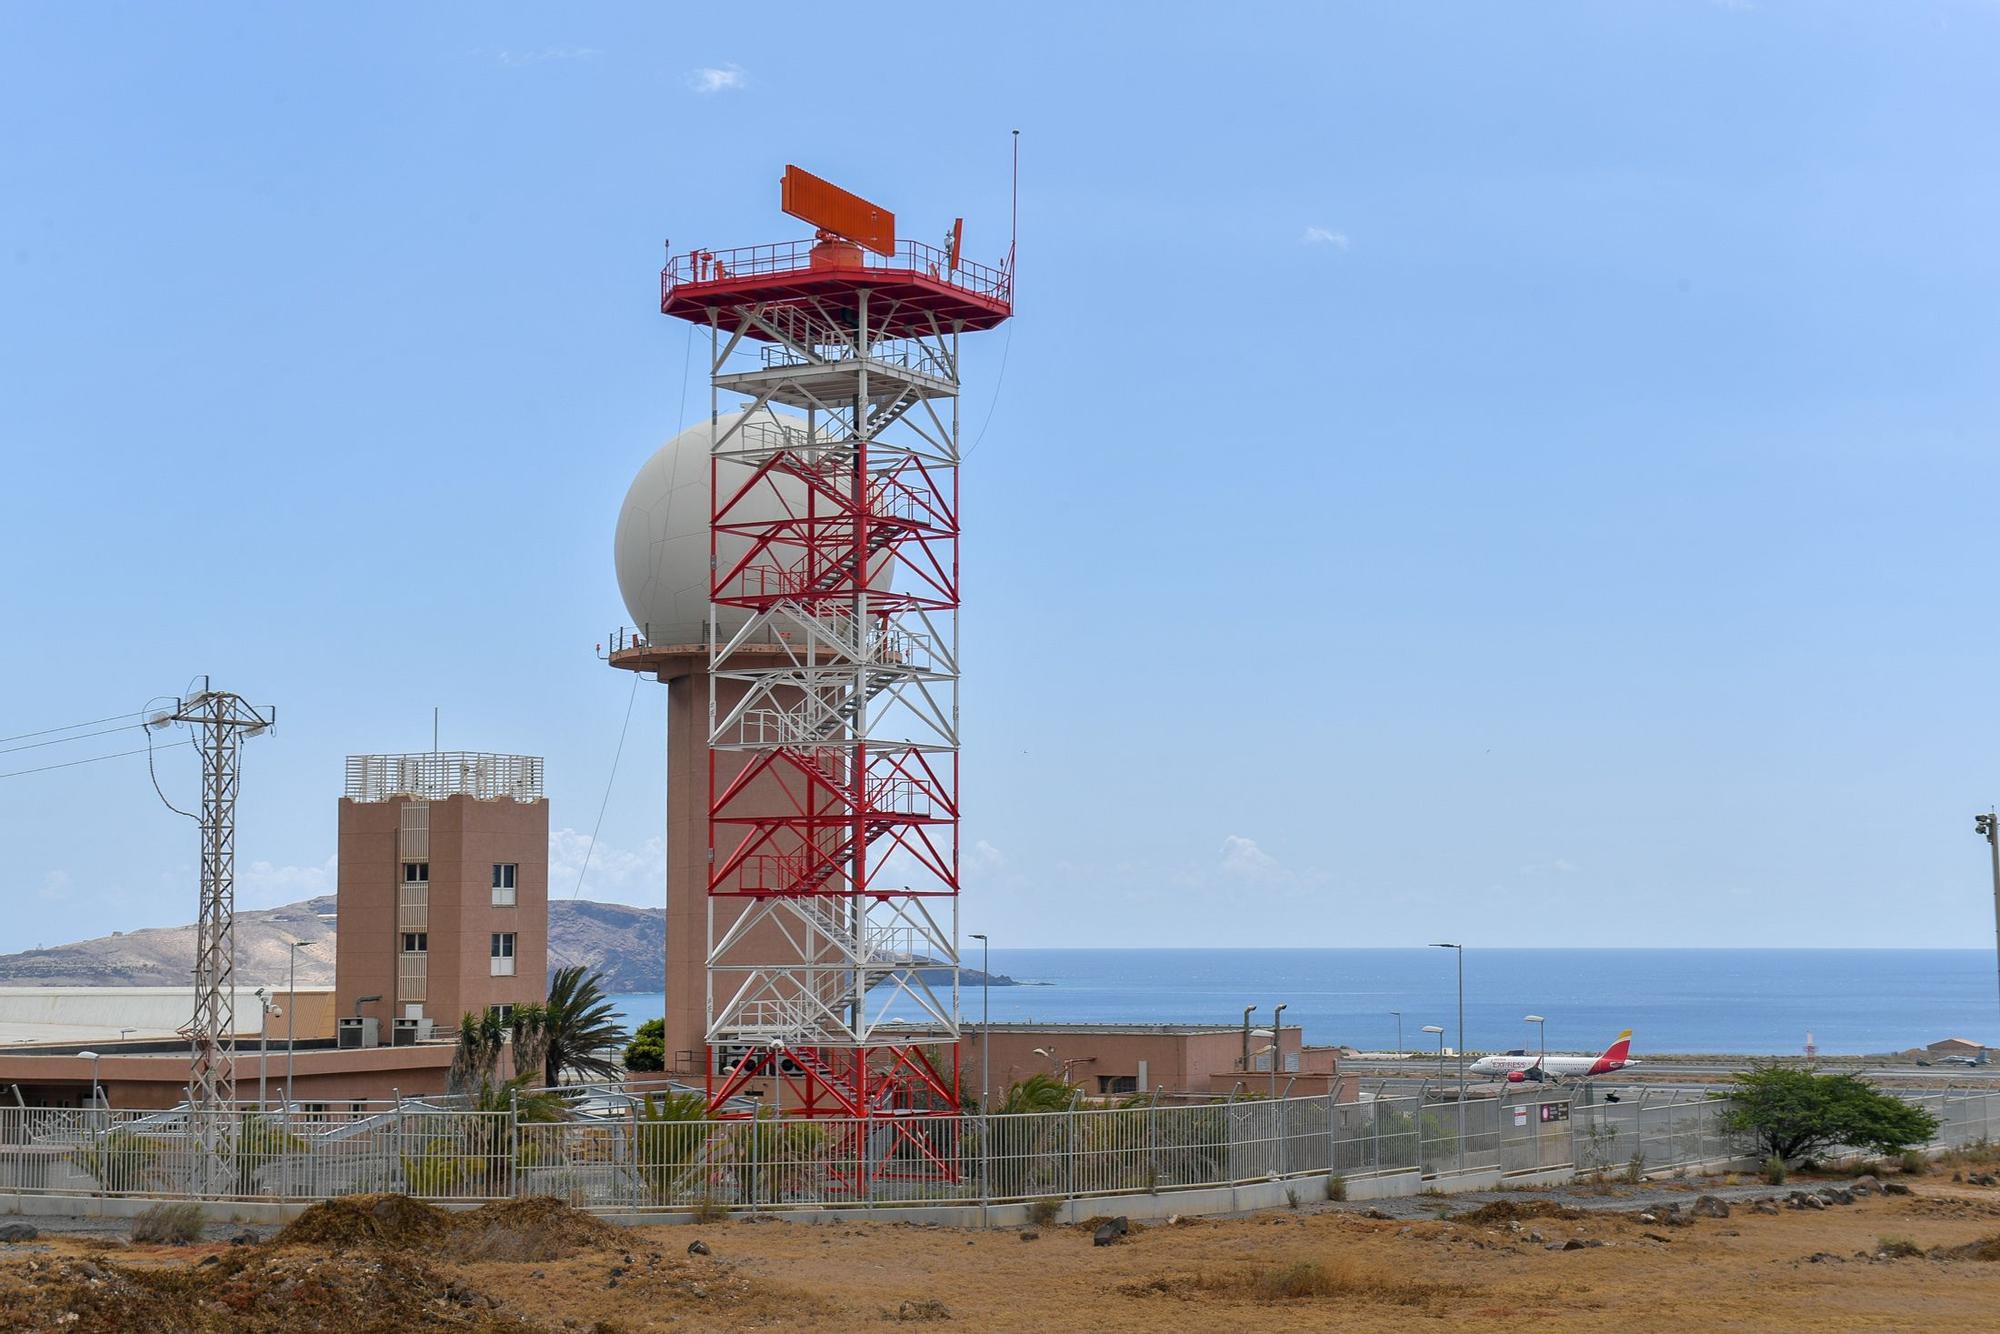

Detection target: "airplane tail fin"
[1587, 1030, 1633, 1075]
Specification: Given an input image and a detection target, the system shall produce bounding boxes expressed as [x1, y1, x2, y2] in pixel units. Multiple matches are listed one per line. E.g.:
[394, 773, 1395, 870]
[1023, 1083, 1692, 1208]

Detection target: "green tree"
[1717, 1063, 1940, 1164]
[518, 965, 629, 1088]
[624, 1018, 666, 1073]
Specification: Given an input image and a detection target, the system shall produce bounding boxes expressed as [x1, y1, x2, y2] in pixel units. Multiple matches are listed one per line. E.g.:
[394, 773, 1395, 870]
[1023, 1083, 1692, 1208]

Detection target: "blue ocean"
[610, 948, 1997, 1056]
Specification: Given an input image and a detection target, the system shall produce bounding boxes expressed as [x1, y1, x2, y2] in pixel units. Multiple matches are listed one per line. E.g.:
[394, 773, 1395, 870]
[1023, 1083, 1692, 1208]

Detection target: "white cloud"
[495, 47, 601, 67]
[964, 840, 1007, 877]
[239, 855, 337, 909]
[1219, 834, 1284, 879]
[687, 63, 746, 94]
[550, 827, 665, 906]
[1517, 857, 1579, 877]
[1302, 226, 1350, 249]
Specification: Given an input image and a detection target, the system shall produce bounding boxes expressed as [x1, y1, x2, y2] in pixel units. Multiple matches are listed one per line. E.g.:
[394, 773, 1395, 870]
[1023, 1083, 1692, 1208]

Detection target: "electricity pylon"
[151, 680, 273, 1190]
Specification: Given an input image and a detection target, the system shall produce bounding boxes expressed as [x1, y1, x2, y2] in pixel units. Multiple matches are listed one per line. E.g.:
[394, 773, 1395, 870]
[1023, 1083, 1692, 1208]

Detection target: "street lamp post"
[285, 941, 304, 1104]
[1422, 1026, 1445, 1083]
[1270, 1003, 1287, 1098]
[1978, 812, 2000, 1018]
[1430, 943, 1466, 1173]
[1524, 1014, 1546, 1081]
[969, 931, 991, 1232]
[79, 1050, 101, 1116]
[970, 934, 990, 1111]
[254, 988, 271, 1110]
[1390, 1011, 1402, 1061]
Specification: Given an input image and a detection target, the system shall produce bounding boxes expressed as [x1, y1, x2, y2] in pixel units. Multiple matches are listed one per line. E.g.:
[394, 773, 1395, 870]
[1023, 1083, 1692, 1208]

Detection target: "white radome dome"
[614, 410, 894, 646]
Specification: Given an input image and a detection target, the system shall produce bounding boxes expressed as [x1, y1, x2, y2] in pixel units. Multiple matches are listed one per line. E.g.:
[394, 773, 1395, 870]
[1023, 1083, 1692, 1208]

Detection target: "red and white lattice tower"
[659, 167, 1012, 1133]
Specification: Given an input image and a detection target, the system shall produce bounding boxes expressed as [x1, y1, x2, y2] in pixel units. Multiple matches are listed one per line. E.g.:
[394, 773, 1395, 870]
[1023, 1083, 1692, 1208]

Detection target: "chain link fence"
[3, 1084, 1994, 1214]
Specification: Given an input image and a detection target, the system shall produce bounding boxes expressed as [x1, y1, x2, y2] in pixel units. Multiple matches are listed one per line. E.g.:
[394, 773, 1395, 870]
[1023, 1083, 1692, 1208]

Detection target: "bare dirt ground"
[4, 1168, 2000, 1331]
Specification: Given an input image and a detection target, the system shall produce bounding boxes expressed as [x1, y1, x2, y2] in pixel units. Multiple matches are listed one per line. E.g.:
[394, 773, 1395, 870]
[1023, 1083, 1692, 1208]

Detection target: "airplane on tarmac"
[1467, 1030, 1635, 1083]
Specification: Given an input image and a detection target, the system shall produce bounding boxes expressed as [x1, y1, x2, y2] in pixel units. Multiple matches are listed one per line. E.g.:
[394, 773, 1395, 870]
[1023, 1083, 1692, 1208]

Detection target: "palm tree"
[1000, 1072, 1076, 1113]
[520, 965, 629, 1087]
[448, 1007, 507, 1093]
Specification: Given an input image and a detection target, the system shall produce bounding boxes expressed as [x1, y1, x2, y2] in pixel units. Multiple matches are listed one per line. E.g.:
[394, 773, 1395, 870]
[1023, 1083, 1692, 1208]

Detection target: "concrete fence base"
[0, 1162, 1537, 1232]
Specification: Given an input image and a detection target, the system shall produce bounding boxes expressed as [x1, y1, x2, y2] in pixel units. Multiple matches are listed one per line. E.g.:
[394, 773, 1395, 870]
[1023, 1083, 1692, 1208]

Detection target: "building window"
[492, 863, 517, 907]
[1098, 1075, 1138, 1095]
[494, 1003, 514, 1024]
[402, 862, 428, 885]
[399, 932, 428, 1000]
[491, 932, 516, 977]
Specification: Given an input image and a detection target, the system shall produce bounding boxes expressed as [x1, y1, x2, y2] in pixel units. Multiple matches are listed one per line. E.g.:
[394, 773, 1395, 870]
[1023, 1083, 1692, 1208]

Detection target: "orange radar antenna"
[781, 165, 896, 257]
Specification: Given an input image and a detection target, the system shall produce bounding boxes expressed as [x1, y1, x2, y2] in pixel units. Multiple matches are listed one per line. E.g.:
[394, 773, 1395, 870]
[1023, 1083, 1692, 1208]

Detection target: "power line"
[0, 709, 147, 749]
[571, 672, 642, 901]
[0, 721, 143, 757]
[0, 741, 181, 781]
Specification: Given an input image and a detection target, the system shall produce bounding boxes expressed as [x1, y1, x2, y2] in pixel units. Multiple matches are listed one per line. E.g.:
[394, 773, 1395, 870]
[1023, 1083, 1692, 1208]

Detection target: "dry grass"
[1125, 1256, 1467, 1312]
[130, 1203, 205, 1245]
[1939, 1233, 2000, 1261]
[1455, 1199, 1583, 1225]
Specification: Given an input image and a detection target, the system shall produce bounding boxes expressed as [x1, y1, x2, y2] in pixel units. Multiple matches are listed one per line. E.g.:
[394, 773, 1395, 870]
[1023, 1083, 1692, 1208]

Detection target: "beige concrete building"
[336, 752, 549, 1041]
[966, 1023, 1354, 1101]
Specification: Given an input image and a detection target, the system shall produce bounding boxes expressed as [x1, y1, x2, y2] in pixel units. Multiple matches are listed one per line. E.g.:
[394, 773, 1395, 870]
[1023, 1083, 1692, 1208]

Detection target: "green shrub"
[1623, 1151, 1645, 1184]
[1762, 1155, 1788, 1186]
[1899, 1148, 1928, 1176]
[1719, 1063, 1940, 1164]
[634, 1091, 712, 1206]
[75, 1130, 170, 1194]
[1877, 1234, 1924, 1259]
[1027, 1197, 1063, 1227]
[131, 1202, 204, 1245]
[624, 1018, 666, 1073]
[690, 1196, 729, 1223]
[1327, 1173, 1348, 1202]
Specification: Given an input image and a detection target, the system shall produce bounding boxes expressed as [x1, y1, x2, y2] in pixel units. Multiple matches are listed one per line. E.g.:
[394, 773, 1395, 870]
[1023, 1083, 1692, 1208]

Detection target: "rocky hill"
[0, 896, 668, 993]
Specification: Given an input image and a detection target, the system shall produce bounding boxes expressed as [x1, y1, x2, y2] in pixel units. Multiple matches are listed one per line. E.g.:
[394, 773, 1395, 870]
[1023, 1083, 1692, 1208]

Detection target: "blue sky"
[4, 3, 2000, 952]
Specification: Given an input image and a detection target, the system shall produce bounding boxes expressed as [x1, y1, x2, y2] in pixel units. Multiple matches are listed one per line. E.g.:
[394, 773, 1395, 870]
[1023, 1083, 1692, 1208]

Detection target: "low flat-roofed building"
[963, 1023, 1354, 1101]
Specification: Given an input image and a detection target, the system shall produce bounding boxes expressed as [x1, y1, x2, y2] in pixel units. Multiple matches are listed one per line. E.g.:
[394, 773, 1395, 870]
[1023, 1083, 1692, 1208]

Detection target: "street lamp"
[1033, 1046, 1058, 1078]
[1524, 1014, 1546, 1080]
[1977, 811, 2000, 1018]
[1430, 942, 1466, 1173]
[970, 933, 990, 1111]
[78, 1050, 101, 1113]
[1421, 1026, 1445, 1082]
[285, 941, 305, 1104]
[1270, 1003, 1288, 1097]
[1390, 1011, 1402, 1061]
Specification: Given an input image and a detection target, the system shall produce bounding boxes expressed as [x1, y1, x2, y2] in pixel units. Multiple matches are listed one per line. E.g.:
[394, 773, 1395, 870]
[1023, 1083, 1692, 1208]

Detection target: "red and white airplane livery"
[1468, 1030, 1635, 1083]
